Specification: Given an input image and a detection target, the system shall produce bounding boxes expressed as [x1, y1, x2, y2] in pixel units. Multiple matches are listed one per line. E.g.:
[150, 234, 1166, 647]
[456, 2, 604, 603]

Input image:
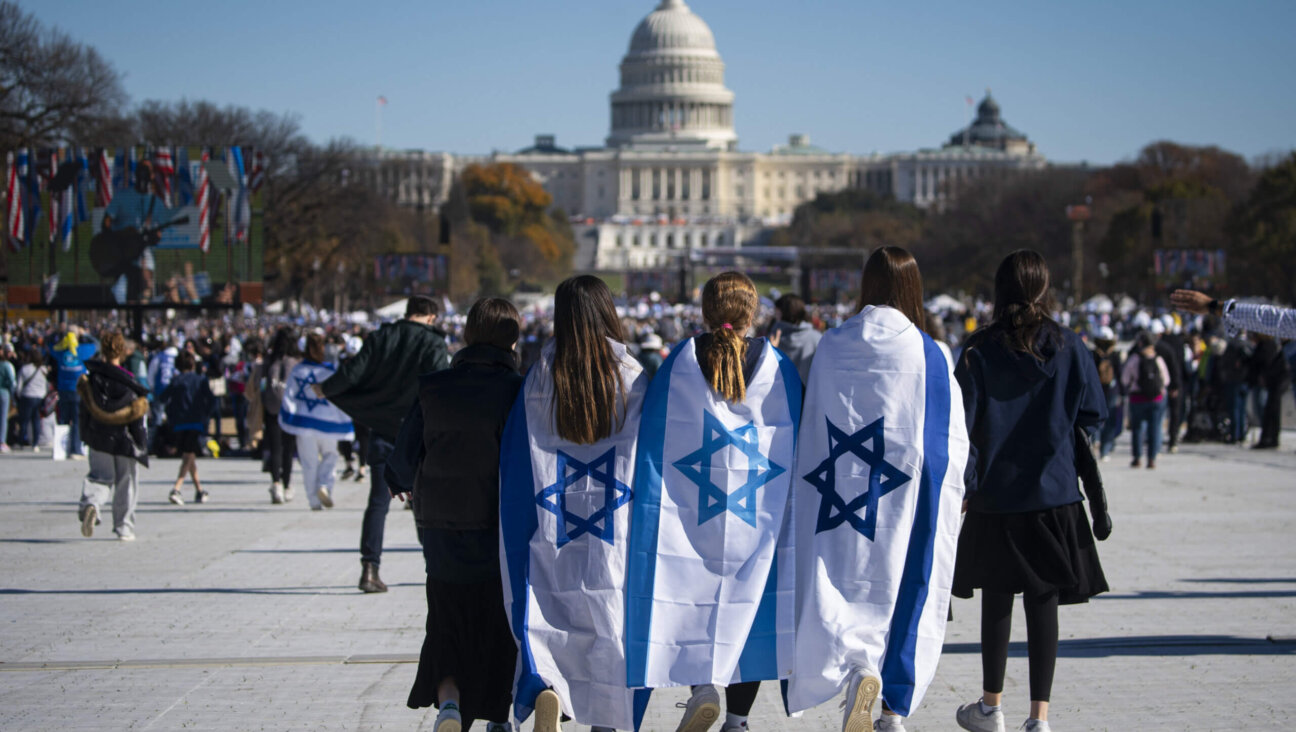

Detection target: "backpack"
[1136, 354, 1164, 397]
[1216, 341, 1251, 384]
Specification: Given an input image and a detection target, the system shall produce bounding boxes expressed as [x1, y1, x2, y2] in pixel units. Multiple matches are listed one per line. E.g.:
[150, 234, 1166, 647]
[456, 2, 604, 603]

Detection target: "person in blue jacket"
[49, 327, 98, 458]
[951, 250, 1108, 732]
[161, 351, 215, 505]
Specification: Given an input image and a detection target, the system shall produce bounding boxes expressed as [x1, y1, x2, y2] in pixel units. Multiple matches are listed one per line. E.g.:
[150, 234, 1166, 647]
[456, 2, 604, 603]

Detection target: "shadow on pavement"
[1101, 590, 1296, 600]
[944, 635, 1296, 657]
[0, 583, 424, 596]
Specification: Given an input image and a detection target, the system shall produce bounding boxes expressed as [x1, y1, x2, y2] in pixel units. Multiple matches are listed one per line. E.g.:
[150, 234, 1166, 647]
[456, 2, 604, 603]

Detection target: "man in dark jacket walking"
[318, 295, 451, 593]
[1153, 322, 1187, 453]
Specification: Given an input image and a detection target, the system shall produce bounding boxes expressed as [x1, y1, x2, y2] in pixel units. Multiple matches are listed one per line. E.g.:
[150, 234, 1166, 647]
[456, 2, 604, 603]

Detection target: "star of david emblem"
[536, 448, 632, 548]
[673, 411, 785, 528]
[293, 371, 328, 411]
[804, 416, 910, 539]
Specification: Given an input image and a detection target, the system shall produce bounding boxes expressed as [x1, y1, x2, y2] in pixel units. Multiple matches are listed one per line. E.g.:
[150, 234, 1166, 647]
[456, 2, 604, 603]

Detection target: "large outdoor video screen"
[3, 146, 264, 308]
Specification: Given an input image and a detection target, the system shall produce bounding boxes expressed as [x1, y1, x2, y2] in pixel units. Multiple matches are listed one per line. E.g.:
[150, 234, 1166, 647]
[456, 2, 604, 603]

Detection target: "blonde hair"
[699, 272, 759, 403]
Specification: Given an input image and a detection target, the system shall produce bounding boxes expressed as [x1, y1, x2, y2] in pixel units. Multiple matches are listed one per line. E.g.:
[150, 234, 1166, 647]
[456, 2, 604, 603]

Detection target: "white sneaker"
[433, 703, 462, 732]
[116, 528, 136, 542]
[533, 688, 562, 732]
[168, 490, 185, 506]
[841, 669, 881, 732]
[874, 715, 907, 731]
[80, 505, 97, 538]
[956, 700, 1005, 732]
[283, 486, 295, 502]
[1021, 720, 1051, 732]
[318, 486, 334, 508]
[269, 482, 284, 504]
[719, 722, 749, 732]
[675, 684, 721, 732]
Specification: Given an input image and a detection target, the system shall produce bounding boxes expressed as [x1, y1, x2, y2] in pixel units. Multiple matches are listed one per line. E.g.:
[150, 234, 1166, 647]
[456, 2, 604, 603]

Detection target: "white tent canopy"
[375, 299, 407, 319]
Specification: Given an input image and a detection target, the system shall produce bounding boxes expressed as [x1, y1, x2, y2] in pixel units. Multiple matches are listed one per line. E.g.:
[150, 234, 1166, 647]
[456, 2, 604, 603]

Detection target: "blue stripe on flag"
[625, 339, 687, 687]
[278, 410, 354, 434]
[880, 333, 951, 716]
[735, 345, 802, 680]
[499, 384, 545, 720]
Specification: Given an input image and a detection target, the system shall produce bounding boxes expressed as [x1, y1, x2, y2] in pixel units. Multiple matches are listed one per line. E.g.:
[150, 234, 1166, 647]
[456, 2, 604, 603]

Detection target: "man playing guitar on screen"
[101, 160, 178, 304]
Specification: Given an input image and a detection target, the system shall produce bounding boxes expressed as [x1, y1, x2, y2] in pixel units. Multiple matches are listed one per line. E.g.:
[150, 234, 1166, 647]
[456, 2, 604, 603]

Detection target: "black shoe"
[194, 490, 210, 504]
[359, 561, 387, 593]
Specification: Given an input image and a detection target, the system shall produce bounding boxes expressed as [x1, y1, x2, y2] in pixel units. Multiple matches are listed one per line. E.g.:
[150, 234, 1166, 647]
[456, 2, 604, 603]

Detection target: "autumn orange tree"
[450, 163, 575, 296]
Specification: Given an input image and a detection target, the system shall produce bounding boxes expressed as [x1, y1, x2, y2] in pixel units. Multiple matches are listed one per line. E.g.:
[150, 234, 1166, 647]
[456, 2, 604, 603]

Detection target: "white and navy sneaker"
[432, 702, 462, 732]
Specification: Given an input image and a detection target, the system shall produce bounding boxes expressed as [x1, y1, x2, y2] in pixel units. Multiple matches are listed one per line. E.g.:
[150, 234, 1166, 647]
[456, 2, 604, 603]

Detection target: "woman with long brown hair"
[628, 271, 803, 732]
[952, 250, 1108, 732]
[788, 247, 969, 732]
[500, 275, 651, 732]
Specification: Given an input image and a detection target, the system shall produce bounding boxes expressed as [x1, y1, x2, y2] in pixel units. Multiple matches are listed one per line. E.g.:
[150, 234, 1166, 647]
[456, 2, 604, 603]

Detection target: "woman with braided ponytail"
[628, 271, 803, 732]
[951, 250, 1109, 732]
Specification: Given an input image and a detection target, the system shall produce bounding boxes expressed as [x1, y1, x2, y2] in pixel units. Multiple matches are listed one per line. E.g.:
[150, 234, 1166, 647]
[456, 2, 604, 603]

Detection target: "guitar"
[89, 216, 191, 279]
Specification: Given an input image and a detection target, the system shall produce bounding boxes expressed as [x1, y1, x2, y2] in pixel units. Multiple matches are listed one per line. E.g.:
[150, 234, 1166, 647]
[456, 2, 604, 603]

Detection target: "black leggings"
[262, 411, 295, 487]
[981, 590, 1059, 702]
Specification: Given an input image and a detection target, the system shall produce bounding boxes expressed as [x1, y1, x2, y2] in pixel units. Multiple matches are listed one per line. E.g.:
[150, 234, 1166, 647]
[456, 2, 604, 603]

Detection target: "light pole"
[1066, 200, 1092, 306]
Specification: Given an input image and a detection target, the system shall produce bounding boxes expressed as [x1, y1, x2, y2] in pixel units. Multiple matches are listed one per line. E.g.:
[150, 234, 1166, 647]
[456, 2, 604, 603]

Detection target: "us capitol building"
[362, 0, 1045, 271]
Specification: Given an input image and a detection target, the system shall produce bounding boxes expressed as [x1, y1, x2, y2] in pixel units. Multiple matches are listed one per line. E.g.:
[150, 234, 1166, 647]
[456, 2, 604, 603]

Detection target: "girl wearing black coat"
[390, 298, 525, 732]
[77, 332, 149, 541]
[951, 251, 1109, 732]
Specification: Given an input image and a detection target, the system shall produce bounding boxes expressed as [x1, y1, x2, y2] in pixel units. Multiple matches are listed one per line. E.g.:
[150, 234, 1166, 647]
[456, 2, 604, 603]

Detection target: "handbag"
[39, 386, 58, 418]
[208, 377, 228, 397]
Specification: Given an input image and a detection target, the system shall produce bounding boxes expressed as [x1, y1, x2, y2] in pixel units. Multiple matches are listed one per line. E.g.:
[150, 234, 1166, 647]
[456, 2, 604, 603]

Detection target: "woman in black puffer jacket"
[77, 331, 149, 541]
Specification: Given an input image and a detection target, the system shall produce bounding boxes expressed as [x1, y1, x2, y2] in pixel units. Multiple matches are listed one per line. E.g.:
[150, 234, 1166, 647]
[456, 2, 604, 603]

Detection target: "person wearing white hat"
[1091, 327, 1123, 460]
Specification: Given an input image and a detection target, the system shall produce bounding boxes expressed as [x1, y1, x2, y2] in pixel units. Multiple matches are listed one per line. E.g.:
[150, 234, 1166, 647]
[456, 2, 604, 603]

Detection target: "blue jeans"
[360, 436, 395, 566]
[17, 396, 41, 446]
[1130, 400, 1163, 462]
[0, 390, 9, 446]
[1099, 395, 1123, 458]
[57, 390, 82, 455]
[1222, 382, 1248, 443]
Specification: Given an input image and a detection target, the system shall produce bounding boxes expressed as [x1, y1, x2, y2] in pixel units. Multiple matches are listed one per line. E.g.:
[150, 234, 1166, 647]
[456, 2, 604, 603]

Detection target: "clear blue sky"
[22, 0, 1296, 164]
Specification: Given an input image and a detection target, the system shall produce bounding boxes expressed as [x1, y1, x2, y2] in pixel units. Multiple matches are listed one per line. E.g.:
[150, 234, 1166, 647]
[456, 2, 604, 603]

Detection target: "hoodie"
[770, 319, 822, 386]
[955, 324, 1106, 513]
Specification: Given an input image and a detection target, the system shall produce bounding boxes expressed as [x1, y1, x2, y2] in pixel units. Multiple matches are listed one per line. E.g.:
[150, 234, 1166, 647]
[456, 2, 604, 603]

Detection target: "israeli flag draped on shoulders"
[278, 360, 354, 440]
[627, 336, 801, 689]
[787, 305, 968, 717]
[499, 339, 651, 731]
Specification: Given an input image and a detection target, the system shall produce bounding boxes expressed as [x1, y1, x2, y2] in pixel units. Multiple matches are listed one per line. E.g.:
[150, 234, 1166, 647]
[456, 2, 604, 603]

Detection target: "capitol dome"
[608, 0, 737, 150]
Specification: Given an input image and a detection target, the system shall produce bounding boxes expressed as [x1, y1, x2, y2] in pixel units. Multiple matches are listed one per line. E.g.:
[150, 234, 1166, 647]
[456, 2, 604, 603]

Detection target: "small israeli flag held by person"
[626, 337, 801, 689]
[499, 340, 651, 731]
[786, 306, 969, 718]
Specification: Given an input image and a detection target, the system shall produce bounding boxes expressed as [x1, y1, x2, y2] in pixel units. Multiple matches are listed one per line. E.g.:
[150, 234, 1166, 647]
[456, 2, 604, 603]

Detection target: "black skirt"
[953, 501, 1108, 605]
[406, 574, 517, 725]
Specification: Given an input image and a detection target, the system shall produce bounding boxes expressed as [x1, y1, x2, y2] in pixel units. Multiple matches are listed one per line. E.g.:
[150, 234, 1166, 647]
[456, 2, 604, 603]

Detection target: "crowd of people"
[0, 255, 1293, 732]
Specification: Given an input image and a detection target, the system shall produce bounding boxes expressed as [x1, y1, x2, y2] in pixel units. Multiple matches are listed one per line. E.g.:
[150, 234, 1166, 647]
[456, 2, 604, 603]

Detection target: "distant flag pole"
[5, 151, 23, 252]
[376, 95, 387, 149]
[197, 149, 211, 253]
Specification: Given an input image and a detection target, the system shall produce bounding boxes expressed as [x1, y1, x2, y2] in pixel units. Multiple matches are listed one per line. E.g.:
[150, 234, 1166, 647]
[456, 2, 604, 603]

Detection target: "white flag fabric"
[499, 340, 652, 731]
[278, 360, 354, 441]
[626, 337, 801, 689]
[787, 306, 968, 717]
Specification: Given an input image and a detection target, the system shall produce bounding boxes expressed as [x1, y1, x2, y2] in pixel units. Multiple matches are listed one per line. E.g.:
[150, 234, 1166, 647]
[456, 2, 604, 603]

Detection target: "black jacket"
[398, 344, 524, 531]
[162, 372, 215, 427]
[78, 361, 150, 465]
[1155, 337, 1184, 392]
[320, 319, 451, 441]
[1252, 338, 1292, 393]
[956, 325, 1107, 513]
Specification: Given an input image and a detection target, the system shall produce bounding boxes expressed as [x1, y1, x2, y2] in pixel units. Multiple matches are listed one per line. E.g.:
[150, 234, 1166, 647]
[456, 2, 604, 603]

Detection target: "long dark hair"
[266, 326, 298, 366]
[858, 246, 926, 329]
[989, 249, 1062, 360]
[699, 271, 759, 403]
[552, 275, 626, 444]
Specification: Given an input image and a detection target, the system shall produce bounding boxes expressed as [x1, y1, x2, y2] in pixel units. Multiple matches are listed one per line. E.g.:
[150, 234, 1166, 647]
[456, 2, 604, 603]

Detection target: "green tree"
[1230, 152, 1296, 303]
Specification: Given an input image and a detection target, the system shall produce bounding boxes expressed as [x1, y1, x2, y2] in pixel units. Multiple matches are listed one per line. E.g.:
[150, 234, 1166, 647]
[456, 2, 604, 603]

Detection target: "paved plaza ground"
[1, 429, 1294, 731]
